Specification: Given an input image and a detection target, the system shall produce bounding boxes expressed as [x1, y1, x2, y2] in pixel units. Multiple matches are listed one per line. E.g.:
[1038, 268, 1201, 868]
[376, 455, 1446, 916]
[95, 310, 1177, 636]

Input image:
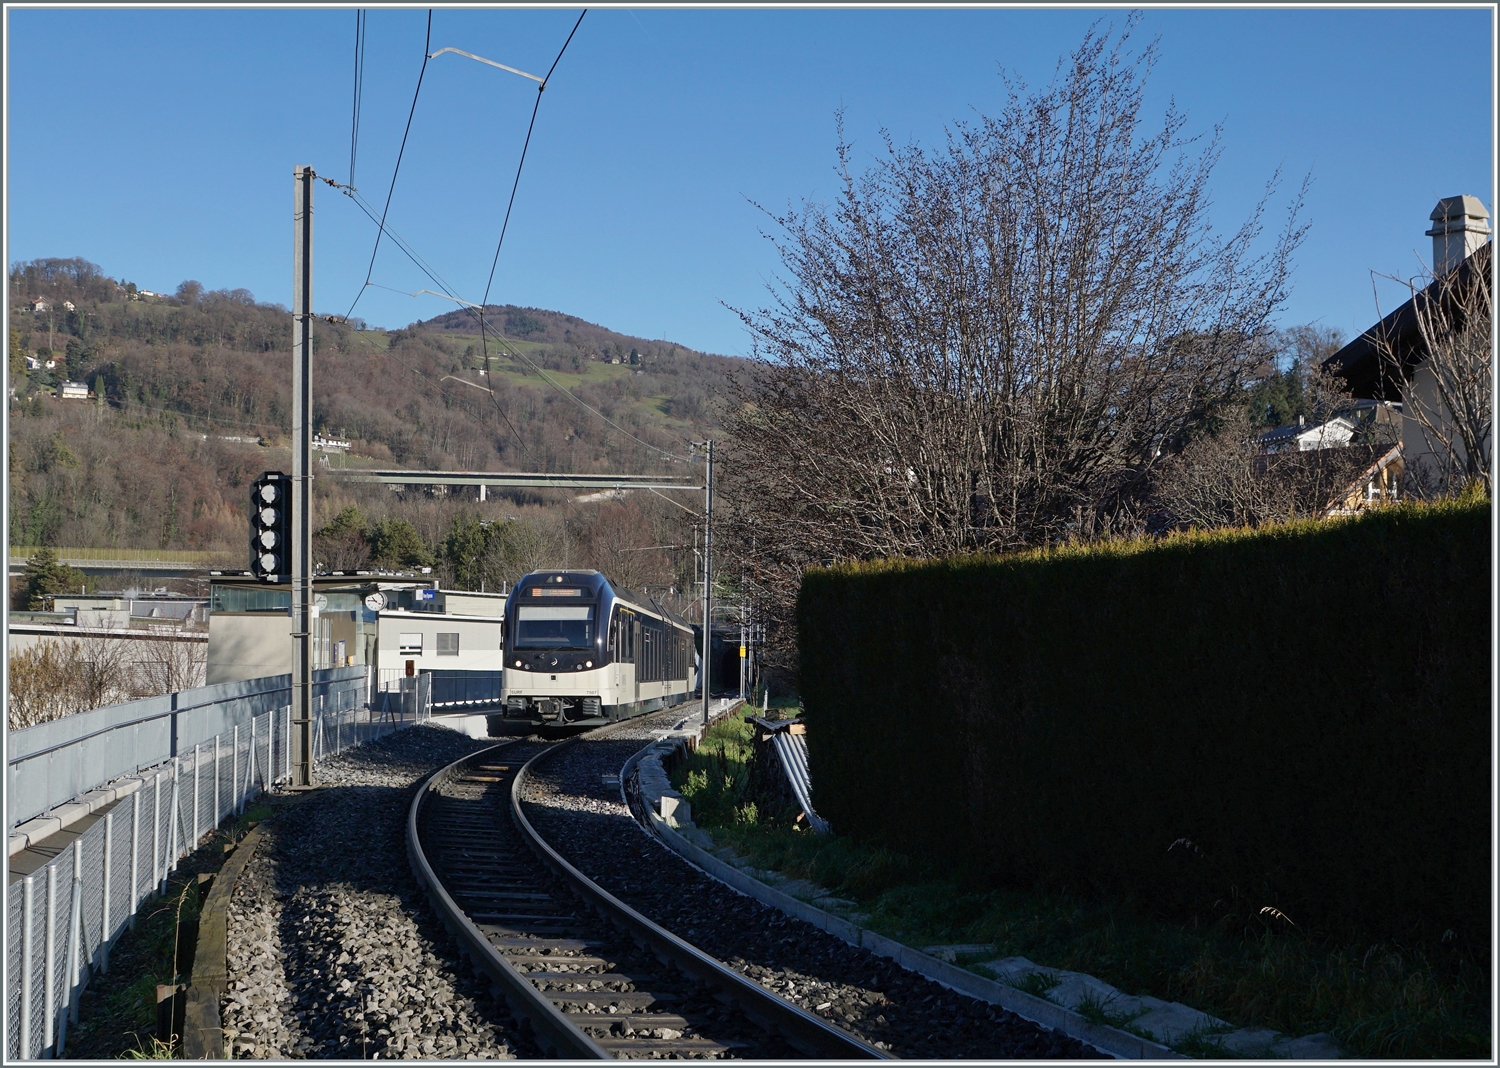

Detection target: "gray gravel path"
[521, 709, 1099, 1059]
[222, 725, 531, 1059]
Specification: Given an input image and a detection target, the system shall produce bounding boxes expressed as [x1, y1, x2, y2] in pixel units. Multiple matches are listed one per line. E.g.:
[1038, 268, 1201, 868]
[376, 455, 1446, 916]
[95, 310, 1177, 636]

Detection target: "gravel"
[221, 725, 531, 1060]
[520, 711, 1101, 1060]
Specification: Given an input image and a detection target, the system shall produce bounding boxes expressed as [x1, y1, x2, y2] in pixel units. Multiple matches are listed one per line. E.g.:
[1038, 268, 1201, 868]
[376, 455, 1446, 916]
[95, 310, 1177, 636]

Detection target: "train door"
[632, 619, 642, 705]
[611, 611, 623, 690]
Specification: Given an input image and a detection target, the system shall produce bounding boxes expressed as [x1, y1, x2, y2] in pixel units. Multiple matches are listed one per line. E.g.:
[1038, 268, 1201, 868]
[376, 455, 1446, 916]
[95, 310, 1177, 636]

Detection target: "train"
[497, 569, 699, 728]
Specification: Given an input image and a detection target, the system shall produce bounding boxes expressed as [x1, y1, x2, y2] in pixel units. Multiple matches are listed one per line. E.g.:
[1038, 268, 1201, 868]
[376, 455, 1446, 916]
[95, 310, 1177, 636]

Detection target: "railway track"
[407, 731, 892, 1059]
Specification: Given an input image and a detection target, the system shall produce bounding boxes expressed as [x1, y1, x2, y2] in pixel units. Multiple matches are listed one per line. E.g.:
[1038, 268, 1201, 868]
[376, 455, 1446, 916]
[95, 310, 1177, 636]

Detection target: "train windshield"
[514, 604, 596, 648]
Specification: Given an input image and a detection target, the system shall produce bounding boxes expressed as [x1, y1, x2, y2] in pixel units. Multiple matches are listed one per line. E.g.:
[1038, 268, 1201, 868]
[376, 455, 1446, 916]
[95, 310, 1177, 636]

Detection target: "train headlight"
[514, 660, 522, 668]
[585, 660, 593, 668]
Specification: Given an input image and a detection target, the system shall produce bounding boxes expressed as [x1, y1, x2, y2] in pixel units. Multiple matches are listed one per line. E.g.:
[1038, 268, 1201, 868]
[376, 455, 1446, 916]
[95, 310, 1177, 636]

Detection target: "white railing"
[5, 672, 431, 1060]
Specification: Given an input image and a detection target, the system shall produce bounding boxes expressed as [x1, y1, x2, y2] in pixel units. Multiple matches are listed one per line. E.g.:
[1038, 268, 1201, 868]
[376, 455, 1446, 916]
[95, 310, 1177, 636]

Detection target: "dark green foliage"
[316, 505, 368, 541]
[366, 516, 433, 569]
[797, 500, 1491, 944]
[672, 716, 760, 827]
[17, 546, 90, 609]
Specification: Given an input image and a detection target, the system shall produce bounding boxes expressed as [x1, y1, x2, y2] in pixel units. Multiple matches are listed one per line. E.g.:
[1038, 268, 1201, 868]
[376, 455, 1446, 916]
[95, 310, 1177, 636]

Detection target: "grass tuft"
[683, 820, 1490, 1059]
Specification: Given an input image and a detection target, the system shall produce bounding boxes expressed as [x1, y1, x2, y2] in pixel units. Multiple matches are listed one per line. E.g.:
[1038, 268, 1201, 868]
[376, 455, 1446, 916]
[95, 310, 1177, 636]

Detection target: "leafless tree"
[1151, 407, 1377, 529]
[314, 529, 373, 572]
[1375, 255, 1493, 497]
[8, 642, 82, 728]
[131, 630, 208, 696]
[719, 16, 1307, 627]
[70, 625, 136, 709]
[7, 633, 132, 727]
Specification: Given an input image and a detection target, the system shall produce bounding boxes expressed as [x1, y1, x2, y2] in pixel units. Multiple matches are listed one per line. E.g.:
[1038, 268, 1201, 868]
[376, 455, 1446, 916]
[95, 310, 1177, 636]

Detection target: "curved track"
[408, 733, 892, 1059]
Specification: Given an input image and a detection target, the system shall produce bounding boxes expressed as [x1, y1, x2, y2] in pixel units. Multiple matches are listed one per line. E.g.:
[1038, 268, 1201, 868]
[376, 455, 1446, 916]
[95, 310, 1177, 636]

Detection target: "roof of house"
[1322, 241, 1491, 400]
[1324, 443, 1404, 516]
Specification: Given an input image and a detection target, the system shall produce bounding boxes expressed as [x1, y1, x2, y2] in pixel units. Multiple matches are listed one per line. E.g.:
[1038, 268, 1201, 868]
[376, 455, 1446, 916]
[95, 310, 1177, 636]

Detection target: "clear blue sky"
[5, 6, 1494, 357]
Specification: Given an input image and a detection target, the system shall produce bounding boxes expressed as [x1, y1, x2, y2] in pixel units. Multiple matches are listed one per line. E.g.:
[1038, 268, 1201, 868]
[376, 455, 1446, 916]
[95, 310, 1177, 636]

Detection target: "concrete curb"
[619, 731, 1182, 1061]
[181, 823, 267, 1059]
[9, 775, 145, 856]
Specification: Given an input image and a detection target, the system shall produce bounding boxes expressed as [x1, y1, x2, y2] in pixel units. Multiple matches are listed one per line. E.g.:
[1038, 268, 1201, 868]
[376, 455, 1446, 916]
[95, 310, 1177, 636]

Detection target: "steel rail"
[512, 734, 894, 1060]
[406, 741, 610, 1059]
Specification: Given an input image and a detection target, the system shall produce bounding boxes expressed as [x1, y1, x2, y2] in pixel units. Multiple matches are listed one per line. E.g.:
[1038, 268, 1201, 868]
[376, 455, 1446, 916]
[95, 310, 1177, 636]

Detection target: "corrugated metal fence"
[5, 668, 432, 1060]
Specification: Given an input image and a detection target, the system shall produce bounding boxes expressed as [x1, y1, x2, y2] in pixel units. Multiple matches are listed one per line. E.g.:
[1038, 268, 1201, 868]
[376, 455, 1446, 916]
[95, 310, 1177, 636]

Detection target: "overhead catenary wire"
[479, 9, 587, 311]
[487, 330, 692, 463]
[360, 270, 688, 465]
[329, 173, 532, 459]
[349, 9, 367, 188]
[338, 9, 686, 465]
[346, 9, 434, 323]
[476, 10, 586, 400]
[327, 7, 690, 471]
[337, 309, 531, 461]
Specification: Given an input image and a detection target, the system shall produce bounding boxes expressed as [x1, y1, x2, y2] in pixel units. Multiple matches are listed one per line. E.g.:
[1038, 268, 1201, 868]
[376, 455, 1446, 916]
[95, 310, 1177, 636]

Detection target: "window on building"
[436, 632, 460, 656]
[399, 632, 423, 656]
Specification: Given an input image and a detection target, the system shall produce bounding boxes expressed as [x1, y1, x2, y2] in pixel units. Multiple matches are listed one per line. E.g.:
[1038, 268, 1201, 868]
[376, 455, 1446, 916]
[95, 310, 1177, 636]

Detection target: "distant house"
[29, 298, 48, 313]
[43, 358, 58, 371]
[62, 301, 76, 312]
[1324, 196, 1492, 488]
[58, 381, 90, 400]
[1326, 444, 1404, 516]
[24, 355, 40, 371]
[1257, 415, 1357, 454]
[1255, 399, 1401, 454]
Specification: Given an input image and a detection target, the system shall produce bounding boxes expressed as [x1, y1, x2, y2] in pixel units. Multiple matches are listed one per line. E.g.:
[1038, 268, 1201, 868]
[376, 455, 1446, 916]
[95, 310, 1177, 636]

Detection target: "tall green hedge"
[798, 500, 1491, 941]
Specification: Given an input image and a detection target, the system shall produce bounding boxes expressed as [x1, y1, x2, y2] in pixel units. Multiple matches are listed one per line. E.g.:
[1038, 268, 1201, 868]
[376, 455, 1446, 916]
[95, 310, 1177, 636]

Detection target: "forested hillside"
[7, 257, 732, 600]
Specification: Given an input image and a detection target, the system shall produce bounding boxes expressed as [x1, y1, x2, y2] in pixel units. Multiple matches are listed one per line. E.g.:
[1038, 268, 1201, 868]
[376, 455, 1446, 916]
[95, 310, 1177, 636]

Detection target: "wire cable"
[349, 9, 367, 188]
[347, 9, 433, 322]
[476, 10, 586, 383]
[486, 330, 690, 462]
[331, 184, 532, 459]
[327, 9, 687, 469]
[346, 317, 531, 461]
[334, 180, 689, 466]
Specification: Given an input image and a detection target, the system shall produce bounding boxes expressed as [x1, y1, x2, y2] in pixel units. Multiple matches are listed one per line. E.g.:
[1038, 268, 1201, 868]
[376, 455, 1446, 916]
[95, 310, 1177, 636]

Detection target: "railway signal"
[249, 471, 292, 582]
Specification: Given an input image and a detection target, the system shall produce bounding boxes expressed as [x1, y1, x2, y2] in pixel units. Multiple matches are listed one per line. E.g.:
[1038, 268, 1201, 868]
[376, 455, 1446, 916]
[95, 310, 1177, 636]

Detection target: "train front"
[500, 570, 613, 727]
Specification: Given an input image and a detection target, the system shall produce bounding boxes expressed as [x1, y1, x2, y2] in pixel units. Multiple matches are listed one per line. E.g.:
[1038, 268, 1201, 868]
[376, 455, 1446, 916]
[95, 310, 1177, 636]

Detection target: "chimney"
[1426, 195, 1491, 275]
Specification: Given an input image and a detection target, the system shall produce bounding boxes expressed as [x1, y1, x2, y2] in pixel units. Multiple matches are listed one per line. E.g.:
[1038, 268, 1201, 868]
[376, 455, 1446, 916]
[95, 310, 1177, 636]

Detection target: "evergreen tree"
[18, 548, 89, 610]
[367, 517, 433, 569]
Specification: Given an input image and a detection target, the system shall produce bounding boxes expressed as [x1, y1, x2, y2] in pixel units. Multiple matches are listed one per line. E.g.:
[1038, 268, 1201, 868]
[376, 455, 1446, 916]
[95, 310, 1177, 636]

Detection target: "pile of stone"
[220, 726, 527, 1060]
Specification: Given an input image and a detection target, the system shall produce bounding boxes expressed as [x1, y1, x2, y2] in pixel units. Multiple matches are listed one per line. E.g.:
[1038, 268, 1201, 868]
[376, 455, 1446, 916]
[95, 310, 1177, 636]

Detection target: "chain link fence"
[5, 671, 432, 1060]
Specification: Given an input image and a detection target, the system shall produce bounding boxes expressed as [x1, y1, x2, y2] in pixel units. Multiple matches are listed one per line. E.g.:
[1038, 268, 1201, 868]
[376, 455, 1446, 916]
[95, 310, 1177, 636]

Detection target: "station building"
[205, 571, 508, 685]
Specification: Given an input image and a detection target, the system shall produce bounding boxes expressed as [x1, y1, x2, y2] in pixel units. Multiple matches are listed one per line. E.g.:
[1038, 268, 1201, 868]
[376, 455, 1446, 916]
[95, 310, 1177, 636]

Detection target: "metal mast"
[700, 440, 713, 726]
[291, 166, 315, 788]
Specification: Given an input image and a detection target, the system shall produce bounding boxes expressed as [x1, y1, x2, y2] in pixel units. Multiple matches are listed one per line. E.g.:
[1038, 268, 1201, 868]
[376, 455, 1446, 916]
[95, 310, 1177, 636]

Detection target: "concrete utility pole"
[291, 166, 315, 789]
[700, 440, 713, 726]
[739, 569, 747, 701]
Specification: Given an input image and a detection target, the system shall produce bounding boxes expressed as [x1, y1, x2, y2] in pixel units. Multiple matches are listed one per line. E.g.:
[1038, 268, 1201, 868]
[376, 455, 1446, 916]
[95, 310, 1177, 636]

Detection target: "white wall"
[1401, 363, 1491, 488]
[442, 590, 509, 617]
[374, 612, 505, 674]
[207, 613, 292, 684]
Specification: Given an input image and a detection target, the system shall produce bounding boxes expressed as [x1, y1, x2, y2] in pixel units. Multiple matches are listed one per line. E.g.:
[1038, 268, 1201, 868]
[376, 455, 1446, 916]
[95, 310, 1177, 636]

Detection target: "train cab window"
[515, 605, 595, 649]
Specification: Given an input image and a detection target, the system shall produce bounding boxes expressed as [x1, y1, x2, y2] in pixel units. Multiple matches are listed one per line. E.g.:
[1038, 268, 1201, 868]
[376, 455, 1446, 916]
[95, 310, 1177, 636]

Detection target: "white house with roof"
[1323, 196, 1492, 491]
